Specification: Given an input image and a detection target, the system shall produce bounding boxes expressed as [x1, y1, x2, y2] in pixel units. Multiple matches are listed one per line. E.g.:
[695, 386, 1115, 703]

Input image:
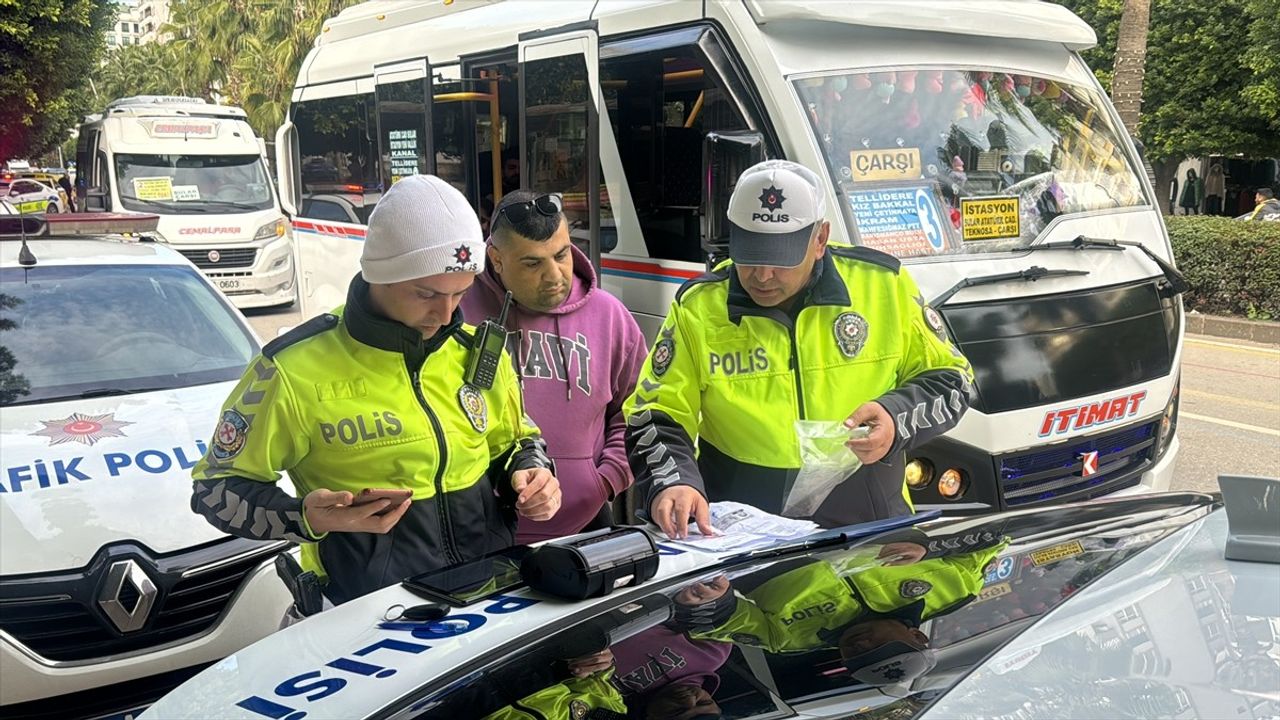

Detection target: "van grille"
[998, 421, 1158, 507]
[179, 247, 257, 269]
[0, 539, 285, 662]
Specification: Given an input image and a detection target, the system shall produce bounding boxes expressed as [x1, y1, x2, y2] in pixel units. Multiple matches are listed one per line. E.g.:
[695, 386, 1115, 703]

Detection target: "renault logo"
[207, 250, 221, 263]
[98, 560, 157, 633]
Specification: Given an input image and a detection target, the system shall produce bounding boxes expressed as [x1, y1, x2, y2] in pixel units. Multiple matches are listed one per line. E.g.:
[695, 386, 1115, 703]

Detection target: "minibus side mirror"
[701, 130, 765, 266]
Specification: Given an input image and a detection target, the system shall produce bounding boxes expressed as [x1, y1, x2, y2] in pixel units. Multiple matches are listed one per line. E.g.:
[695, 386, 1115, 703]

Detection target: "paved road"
[245, 307, 1279, 493]
[1171, 335, 1280, 493]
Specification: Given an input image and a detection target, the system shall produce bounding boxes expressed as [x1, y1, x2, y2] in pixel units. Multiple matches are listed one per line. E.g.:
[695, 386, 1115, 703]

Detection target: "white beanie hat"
[360, 175, 484, 284]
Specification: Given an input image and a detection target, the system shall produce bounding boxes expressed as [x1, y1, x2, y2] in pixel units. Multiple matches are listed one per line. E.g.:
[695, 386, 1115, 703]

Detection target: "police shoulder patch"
[899, 579, 933, 599]
[922, 304, 948, 341]
[651, 326, 676, 377]
[263, 313, 340, 359]
[212, 408, 250, 460]
[829, 245, 902, 274]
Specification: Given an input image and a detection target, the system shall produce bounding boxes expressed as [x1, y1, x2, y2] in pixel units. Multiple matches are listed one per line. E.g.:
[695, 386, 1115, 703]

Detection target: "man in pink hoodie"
[461, 189, 647, 542]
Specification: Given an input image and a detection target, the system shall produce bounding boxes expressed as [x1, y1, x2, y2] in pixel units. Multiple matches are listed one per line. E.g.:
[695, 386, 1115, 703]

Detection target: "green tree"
[1059, 0, 1280, 203]
[0, 0, 116, 159]
[160, 0, 355, 140]
[94, 42, 179, 104]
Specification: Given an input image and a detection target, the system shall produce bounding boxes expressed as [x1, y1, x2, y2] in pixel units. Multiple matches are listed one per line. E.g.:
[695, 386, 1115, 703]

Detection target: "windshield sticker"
[388, 129, 420, 184]
[848, 186, 952, 256]
[983, 554, 1019, 584]
[172, 184, 201, 201]
[974, 581, 1011, 603]
[960, 196, 1021, 241]
[131, 176, 174, 202]
[849, 148, 922, 182]
[1029, 540, 1084, 567]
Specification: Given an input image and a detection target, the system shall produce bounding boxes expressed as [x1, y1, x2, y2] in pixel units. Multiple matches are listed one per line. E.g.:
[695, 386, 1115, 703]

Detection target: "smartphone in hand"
[352, 488, 413, 515]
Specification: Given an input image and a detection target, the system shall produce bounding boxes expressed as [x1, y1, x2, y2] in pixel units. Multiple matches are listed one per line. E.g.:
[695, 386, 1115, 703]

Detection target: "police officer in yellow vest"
[625, 160, 972, 538]
[191, 175, 560, 605]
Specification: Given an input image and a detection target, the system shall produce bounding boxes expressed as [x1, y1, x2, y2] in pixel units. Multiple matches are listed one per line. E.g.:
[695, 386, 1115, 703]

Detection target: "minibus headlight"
[254, 218, 286, 241]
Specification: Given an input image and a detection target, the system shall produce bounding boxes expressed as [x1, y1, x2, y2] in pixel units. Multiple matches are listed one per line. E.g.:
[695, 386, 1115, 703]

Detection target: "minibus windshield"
[115, 154, 275, 215]
[794, 68, 1149, 259]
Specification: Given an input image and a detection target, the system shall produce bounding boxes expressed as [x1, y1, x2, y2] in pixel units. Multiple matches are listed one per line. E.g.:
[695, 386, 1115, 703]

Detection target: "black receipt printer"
[520, 527, 660, 601]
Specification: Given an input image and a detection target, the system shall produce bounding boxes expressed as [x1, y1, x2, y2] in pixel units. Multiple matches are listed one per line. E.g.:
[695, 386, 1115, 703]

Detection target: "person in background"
[1243, 187, 1280, 222]
[1204, 163, 1226, 216]
[1179, 168, 1203, 215]
[462, 189, 647, 542]
[56, 173, 75, 212]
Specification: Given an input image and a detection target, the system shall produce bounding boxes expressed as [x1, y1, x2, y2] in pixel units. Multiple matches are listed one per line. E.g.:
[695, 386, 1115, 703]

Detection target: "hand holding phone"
[353, 488, 414, 516]
[303, 488, 412, 535]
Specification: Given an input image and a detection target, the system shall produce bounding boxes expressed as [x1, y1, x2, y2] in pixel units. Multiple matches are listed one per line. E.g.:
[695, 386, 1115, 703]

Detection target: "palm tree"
[1111, 0, 1155, 192]
[1111, 0, 1151, 135]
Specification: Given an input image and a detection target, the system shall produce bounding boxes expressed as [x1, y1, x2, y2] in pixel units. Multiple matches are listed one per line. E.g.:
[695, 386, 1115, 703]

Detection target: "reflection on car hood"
[924, 508, 1280, 719]
[0, 384, 292, 574]
[141, 493, 1224, 720]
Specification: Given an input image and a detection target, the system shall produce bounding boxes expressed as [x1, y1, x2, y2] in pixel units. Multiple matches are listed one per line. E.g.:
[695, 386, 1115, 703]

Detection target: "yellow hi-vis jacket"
[624, 244, 973, 526]
[191, 275, 548, 604]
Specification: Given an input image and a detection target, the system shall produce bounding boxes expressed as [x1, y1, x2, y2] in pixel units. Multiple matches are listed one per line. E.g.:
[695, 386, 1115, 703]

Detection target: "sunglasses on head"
[495, 193, 563, 226]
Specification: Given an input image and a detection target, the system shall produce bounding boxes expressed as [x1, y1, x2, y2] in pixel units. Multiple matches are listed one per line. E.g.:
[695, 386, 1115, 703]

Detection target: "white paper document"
[666, 501, 820, 553]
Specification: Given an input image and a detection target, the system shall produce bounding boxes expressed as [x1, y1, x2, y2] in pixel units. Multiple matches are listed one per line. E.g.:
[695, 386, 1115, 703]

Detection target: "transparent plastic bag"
[783, 420, 863, 517]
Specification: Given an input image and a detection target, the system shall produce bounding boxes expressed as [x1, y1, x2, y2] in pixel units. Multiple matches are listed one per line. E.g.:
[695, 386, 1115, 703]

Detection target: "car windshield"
[794, 68, 1149, 260]
[114, 153, 275, 214]
[0, 264, 256, 406]
[406, 496, 1212, 720]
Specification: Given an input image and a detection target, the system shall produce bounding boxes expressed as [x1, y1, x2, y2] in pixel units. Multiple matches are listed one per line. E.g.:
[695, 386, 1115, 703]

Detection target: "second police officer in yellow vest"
[625, 160, 974, 538]
[190, 176, 560, 605]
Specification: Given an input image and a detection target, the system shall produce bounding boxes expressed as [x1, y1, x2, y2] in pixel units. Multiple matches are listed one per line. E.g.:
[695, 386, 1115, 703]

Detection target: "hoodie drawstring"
[554, 314, 571, 401]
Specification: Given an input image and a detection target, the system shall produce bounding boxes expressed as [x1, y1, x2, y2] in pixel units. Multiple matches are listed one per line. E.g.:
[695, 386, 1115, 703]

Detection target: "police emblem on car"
[652, 326, 676, 377]
[212, 408, 250, 460]
[834, 312, 869, 358]
[458, 384, 488, 432]
[899, 579, 933, 598]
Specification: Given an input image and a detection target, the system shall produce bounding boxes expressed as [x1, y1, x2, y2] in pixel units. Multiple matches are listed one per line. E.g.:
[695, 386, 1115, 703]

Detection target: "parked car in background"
[5, 178, 64, 214]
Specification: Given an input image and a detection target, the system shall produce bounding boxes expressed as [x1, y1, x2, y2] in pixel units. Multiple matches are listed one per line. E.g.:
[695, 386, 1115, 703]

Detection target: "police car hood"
[0, 383, 288, 575]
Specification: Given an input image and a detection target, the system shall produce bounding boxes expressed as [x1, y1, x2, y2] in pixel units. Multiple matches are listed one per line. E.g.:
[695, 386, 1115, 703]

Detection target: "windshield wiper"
[932, 265, 1091, 307]
[1029, 235, 1190, 295]
[76, 387, 168, 398]
[118, 194, 211, 213]
[201, 200, 264, 211]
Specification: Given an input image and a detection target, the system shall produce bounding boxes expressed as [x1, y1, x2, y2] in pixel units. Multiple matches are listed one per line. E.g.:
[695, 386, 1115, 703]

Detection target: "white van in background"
[275, 0, 1184, 514]
[76, 96, 296, 309]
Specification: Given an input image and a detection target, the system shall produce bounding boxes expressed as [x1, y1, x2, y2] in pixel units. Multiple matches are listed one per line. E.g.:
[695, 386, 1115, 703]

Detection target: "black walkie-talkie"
[465, 290, 513, 389]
